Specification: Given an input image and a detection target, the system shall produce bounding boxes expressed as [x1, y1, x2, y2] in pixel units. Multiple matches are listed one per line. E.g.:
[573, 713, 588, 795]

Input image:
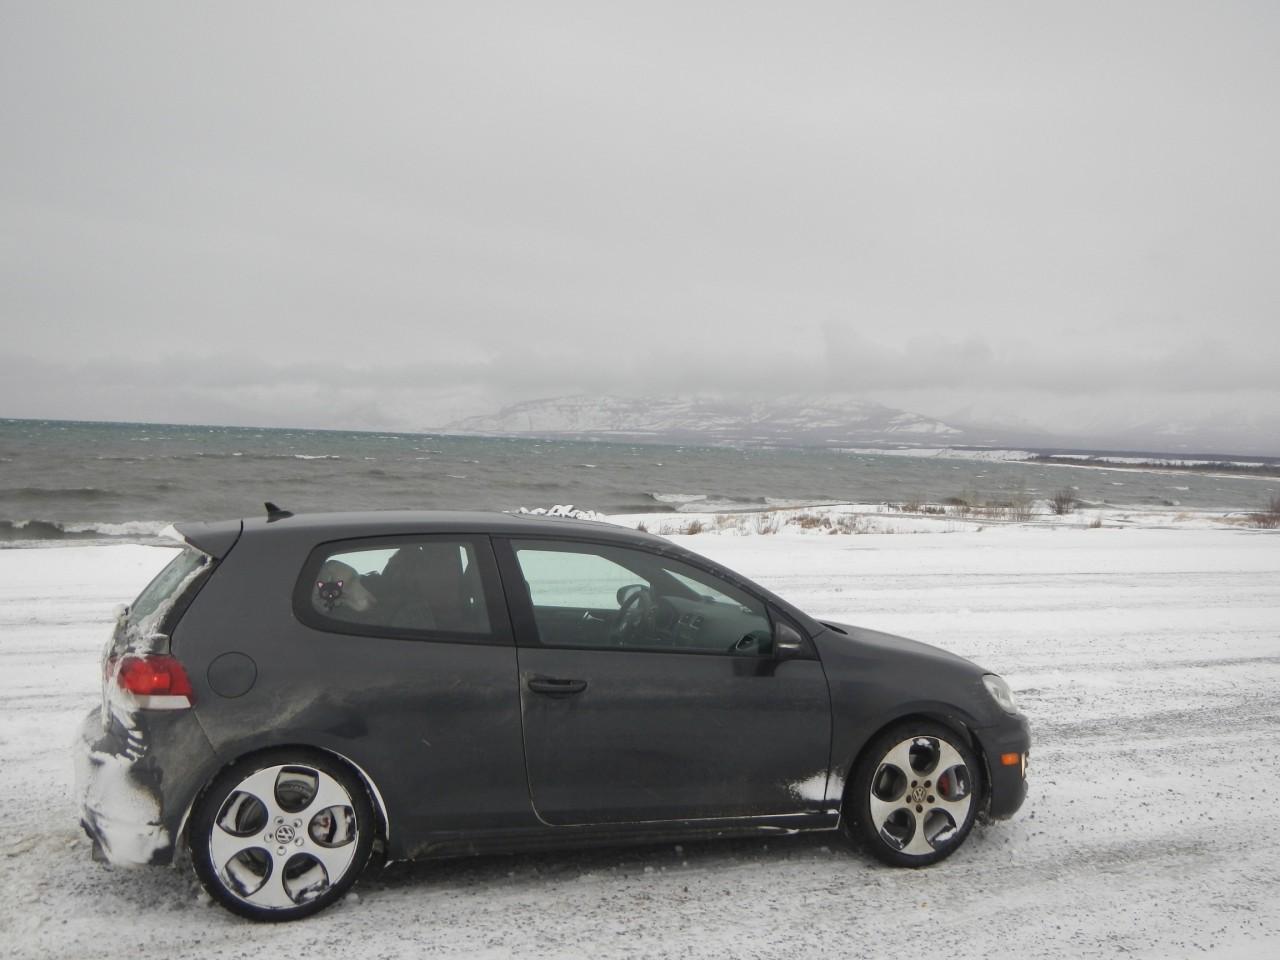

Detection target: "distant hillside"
[440, 394, 970, 445]
[435, 394, 1279, 456]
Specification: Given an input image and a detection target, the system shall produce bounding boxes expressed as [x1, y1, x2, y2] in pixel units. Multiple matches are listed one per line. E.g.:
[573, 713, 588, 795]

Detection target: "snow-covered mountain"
[440, 395, 969, 445]
[435, 393, 1278, 455]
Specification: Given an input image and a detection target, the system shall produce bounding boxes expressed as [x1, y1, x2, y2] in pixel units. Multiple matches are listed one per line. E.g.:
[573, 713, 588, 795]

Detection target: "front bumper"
[74, 706, 219, 866]
[974, 712, 1031, 820]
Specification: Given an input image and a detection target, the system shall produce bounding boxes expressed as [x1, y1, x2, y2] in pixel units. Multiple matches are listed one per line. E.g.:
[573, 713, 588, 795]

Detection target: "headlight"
[983, 674, 1018, 714]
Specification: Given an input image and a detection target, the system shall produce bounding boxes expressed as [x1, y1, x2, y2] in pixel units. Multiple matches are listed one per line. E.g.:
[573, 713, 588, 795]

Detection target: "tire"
[846, 721, 982, 867]
[189, 749, 375, 922]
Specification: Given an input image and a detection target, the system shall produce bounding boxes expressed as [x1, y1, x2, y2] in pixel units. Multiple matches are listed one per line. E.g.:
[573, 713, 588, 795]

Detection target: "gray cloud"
[2, 1, 1278, 440]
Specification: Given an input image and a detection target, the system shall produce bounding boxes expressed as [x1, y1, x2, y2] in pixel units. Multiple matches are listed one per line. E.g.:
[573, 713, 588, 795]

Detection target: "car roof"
[176, 509, 671, 555]
[174, 508, 825, 638]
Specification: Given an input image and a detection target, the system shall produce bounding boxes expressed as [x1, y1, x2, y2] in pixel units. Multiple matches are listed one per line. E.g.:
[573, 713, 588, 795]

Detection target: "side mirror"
[774, 620, 807, 660]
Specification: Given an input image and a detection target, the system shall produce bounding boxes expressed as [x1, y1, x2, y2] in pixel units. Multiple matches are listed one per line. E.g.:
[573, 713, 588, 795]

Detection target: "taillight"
[113, 654, 195, 710]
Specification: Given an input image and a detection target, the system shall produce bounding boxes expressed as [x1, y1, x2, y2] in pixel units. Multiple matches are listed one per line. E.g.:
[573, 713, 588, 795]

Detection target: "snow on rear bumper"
[74, 706, 219, 867]
[75, 708, 172, 865]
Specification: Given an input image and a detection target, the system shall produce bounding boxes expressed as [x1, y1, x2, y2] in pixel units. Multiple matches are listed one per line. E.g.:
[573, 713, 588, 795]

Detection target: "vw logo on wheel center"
[274, 824, 296, 844]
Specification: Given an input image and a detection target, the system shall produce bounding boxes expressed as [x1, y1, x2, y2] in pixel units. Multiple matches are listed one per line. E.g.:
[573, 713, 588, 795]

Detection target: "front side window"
[511, 539, 773, 655]
[298, 537, 494, 640]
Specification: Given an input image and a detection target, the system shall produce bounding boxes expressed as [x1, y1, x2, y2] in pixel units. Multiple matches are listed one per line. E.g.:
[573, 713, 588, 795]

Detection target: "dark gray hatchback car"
[75, 508, 1030, 921]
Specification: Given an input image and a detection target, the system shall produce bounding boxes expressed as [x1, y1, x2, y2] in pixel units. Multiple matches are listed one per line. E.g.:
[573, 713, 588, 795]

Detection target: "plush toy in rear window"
[313, 559, 377, 616]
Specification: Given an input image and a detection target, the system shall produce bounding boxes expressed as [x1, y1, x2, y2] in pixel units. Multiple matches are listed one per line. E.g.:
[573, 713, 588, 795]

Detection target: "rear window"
[128, 545, 212, 638]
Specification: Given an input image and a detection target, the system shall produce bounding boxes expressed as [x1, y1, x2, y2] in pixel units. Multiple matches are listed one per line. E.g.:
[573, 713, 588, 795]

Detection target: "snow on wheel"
[848, 722, 981, 867]
[190, 750, 375, 921]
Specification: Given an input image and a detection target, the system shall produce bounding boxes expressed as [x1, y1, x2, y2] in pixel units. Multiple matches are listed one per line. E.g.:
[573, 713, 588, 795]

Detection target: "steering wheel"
[609, 585, 655, 646]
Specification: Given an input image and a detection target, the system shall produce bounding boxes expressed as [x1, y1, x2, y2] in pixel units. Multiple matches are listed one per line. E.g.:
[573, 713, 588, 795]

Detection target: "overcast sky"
[2, 1, 1278, 438]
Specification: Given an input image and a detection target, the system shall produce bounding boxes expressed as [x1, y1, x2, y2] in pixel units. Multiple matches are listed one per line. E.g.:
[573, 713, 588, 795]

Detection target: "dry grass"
[753, 514, 780, 535]
[791, 513, 828, 529]
[658, 510, 874, 536]
[789, 512, 867, 534]
[887, 499, 944, 515]
[936, 486, 1035, 521]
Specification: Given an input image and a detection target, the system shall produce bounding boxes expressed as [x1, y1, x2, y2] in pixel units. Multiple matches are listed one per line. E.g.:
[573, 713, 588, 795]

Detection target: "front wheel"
[847, 722, 981, 867]
[189, 749, 375, 921]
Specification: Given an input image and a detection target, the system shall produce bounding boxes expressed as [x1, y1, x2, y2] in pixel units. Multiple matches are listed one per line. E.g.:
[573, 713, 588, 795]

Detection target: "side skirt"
[401, 812, 842, 861]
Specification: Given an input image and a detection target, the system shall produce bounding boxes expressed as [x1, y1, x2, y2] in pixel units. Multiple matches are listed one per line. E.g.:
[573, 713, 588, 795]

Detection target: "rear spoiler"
[168, 520, 244, 560]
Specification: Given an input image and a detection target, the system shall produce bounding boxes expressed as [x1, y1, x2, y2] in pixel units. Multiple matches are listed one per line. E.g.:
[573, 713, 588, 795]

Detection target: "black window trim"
[292, 533, 515, 647]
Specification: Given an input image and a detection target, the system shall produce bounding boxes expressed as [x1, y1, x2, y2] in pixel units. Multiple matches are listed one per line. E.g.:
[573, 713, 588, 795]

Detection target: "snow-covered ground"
[1, 524, 1278, 958]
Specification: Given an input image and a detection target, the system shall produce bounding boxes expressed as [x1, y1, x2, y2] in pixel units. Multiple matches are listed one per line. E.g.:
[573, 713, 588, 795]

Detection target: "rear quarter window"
[294, 535, 511, 645]
[115, 544, 214, 653]
[130, 545, 212, 634]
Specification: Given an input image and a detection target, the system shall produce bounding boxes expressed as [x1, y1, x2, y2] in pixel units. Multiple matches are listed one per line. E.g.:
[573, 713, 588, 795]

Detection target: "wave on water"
[1, 486, 121, 502]
[0, 519, 172, 545]
[649, 493, 709, 505]
[193, 452, 342, 461]
[646, 492, 783, 512]
[87, 452, 347, 463]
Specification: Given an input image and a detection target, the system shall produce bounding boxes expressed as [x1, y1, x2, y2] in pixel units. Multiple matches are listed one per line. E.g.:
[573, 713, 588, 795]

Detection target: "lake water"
[2, 418, 1274, 545]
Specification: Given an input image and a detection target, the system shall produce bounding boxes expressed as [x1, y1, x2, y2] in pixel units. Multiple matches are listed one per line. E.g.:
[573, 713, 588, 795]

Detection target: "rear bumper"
[974, 712, 1031, 820]
[74, 706, 219, 866]
[75, 708, 170, 865]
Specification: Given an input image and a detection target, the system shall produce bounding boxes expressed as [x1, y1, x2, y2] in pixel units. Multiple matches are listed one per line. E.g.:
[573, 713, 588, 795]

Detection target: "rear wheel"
[847, 721, 981, 867]
[189, 749, 374, 921]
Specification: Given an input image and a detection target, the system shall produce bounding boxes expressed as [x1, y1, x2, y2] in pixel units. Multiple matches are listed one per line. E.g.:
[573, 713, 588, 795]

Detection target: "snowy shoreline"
[842, 445, 1280, 480]
[3, 497, 1274, 550]
[2, 526, 1278, 958]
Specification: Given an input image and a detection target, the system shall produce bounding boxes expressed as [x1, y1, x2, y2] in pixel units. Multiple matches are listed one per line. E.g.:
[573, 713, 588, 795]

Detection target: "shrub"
[833, 514, 864, 534]
[684, 518, 705, 535]
[1004, 480, 1035, 522]
[1050, 488, 1078, 515]
[1247, 494, 1280, 529]
[1009, 502, 1035, 522]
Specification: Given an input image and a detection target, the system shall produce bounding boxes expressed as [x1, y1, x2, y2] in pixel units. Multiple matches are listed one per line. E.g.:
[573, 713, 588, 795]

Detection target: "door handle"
[527, 676, 588, 696]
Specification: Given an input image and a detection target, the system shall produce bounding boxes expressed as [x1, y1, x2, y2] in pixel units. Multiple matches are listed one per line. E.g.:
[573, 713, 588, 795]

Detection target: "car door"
[275, 534, 530, 840]
[496, 537, 832, 826]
